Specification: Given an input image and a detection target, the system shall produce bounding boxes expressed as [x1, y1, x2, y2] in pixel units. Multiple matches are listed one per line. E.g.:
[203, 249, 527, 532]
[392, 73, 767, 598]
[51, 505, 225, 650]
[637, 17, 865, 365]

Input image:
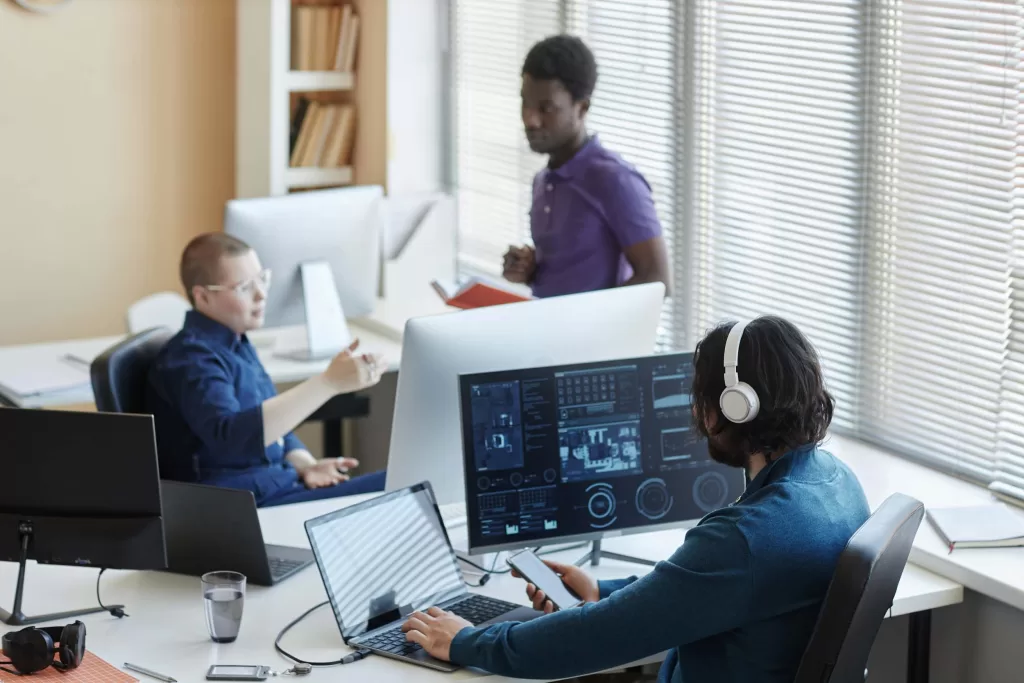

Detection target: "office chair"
[91, 327, 174, 414]
[794, 492, 925, 683]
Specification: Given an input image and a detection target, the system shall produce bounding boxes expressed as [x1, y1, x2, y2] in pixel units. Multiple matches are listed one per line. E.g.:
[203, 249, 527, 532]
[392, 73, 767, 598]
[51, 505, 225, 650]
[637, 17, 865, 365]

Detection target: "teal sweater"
[449, 446, 870, 682]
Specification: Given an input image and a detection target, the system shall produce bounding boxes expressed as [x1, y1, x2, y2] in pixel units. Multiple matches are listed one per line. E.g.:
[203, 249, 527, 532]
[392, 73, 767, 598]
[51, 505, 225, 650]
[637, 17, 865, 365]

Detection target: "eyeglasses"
[204, 269, 272, 298]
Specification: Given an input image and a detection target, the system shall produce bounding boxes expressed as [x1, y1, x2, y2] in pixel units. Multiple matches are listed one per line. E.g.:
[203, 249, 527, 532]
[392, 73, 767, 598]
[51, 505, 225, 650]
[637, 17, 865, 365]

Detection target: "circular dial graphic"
[477, 475, 491, 491]
[543, 468, 557, 484]
[510, 472, 523, 487]
[692, 471, 730, 512]
[585, 482, 618, 529]
[635, 478, 673, 520]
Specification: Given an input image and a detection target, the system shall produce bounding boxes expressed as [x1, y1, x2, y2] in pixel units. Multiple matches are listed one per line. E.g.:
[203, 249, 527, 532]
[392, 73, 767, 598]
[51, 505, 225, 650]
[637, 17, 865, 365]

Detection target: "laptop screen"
[305, 483, 466, 640]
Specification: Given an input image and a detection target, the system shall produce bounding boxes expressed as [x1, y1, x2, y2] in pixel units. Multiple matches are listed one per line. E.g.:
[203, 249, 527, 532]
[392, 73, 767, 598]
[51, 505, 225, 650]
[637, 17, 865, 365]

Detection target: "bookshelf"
[236, 0, 387, 198]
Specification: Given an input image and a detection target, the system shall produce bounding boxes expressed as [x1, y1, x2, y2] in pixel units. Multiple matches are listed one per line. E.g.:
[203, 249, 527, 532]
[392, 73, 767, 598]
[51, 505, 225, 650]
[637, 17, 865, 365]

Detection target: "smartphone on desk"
[506, 549, 584, 611]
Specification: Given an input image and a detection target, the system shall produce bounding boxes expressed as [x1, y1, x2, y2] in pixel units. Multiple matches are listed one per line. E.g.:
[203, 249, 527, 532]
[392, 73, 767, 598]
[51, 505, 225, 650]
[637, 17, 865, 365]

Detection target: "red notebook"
[431, 277, 532, 310]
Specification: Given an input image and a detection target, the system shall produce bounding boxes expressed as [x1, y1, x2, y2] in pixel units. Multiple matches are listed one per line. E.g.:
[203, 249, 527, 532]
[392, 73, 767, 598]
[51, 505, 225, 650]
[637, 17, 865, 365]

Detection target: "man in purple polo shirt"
[503, 35, 671, 298]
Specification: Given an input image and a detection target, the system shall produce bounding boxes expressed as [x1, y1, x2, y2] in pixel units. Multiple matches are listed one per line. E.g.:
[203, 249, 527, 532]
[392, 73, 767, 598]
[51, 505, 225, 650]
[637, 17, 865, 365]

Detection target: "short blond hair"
[180, 233, 252, 305]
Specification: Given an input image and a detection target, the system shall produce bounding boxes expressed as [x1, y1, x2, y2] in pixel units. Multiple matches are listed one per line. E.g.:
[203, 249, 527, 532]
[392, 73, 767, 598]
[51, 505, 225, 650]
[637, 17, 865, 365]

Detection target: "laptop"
[305, 482, 541, 671]
[161, 481, 315, 586]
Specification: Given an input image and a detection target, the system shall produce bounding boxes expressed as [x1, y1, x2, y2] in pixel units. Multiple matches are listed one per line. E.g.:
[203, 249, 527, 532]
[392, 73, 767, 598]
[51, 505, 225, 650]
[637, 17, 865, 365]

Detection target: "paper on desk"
[64, 337, 123, 366]
[0, 649, 139, 682]
[0, 357, 90, 398]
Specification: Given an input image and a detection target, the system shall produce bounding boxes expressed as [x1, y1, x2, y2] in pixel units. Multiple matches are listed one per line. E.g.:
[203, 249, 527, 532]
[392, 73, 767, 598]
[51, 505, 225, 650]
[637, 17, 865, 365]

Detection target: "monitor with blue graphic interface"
[458, 352, 747, 554]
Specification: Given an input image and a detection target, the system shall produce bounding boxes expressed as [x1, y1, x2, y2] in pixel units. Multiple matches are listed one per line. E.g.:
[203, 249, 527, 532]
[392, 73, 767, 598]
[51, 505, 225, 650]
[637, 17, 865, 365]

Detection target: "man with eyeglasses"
[145, 233, 386, 507]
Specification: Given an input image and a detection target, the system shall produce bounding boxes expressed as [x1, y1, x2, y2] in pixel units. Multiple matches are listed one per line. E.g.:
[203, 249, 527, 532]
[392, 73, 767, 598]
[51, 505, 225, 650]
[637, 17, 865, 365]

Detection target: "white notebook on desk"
[0, 357, 91, 399]
[925, 504, 1024, 551]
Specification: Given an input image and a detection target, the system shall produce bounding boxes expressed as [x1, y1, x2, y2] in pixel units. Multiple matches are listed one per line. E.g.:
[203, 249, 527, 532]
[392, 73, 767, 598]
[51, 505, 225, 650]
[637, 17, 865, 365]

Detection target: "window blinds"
[862, 0, 1022, 496]
[450, 0, 1024, 501]
[566, 0, 682, 348]
[687, 0, 868, 431]
[451, 0, 560, 275]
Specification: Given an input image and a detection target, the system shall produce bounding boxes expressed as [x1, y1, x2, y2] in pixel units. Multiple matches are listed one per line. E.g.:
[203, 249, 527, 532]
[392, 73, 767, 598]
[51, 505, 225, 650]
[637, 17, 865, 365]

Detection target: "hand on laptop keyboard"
[402, 606, 475, 662]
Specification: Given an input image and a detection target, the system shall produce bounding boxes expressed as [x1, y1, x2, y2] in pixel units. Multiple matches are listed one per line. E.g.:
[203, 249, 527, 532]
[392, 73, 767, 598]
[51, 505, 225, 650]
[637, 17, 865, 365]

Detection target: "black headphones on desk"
[1, 620, 86, 674]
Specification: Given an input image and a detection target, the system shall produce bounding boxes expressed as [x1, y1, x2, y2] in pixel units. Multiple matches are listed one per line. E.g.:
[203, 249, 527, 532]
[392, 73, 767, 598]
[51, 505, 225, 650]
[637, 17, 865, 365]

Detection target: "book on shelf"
[430, 277, 533, 310]
[925, 504, 1024, 551]
[289, 100, 356, 168]
[292, 3, 359, 73]
[293, 6, 315, 71]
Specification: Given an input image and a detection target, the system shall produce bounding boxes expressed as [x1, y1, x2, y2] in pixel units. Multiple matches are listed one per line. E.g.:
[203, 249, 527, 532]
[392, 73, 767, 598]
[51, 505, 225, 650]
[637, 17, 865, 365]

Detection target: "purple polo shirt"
[529, 136, 663, 298]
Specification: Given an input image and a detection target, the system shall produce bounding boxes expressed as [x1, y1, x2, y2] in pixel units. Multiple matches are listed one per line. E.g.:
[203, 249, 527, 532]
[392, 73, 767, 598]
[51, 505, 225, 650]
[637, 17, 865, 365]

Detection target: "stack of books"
[289, 100, 356, 168]
[292, 3, 360, 72]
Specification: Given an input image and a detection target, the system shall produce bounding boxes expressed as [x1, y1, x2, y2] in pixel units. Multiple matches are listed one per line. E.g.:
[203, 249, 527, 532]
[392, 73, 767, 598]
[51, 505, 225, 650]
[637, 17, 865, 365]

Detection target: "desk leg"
[907, 610, 931, 683]
[323, 418, 343, 460]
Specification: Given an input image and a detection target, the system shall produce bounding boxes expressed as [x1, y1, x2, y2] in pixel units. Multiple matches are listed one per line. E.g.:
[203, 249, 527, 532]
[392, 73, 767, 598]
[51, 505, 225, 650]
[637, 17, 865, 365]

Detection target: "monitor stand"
[573, 539, 656, 569]
[275, 261, 353, 362]
[1, 522, 124, 626]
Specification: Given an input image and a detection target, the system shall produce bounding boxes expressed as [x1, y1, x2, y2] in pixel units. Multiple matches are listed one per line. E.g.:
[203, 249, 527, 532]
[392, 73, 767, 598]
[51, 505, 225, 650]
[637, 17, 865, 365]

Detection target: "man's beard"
[707, 433, 748, 469]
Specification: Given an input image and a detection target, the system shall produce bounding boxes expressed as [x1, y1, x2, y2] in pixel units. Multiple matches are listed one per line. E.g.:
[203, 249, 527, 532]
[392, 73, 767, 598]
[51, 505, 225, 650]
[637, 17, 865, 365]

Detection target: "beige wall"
[0, 0, 235, 345]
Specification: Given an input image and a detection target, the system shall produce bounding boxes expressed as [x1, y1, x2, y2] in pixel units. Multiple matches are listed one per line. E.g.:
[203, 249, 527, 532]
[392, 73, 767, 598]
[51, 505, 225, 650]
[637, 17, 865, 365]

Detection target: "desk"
[826, 435, 1024, 683]
[0, 320, 404, 409]
[0, 494, 961, 683]
[0, 321, 404, 461]
[829, 436, 1024, 613]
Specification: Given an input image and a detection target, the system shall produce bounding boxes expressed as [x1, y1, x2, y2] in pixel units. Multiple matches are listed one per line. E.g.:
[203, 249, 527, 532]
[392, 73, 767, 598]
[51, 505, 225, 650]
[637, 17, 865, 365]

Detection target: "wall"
[386, 0, 445, 195]
[0, 0, 236, 345]
[866, 591, 1024, 683]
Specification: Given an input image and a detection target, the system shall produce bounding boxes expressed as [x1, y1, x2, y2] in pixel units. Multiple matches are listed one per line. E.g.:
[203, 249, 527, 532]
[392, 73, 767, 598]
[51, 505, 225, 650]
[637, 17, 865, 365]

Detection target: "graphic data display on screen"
[460, 353, 746, 551]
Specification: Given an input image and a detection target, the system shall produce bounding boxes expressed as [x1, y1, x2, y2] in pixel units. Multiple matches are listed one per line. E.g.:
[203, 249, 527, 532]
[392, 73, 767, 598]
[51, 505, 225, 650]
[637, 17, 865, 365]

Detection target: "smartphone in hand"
[506, 549, 584, 611]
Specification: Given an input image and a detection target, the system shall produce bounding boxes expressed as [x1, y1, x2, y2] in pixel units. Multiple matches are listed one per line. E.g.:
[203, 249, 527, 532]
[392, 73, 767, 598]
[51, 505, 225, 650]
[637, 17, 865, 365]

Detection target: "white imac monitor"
[224, 186, 382, 327]
[385, 282, 666, 506]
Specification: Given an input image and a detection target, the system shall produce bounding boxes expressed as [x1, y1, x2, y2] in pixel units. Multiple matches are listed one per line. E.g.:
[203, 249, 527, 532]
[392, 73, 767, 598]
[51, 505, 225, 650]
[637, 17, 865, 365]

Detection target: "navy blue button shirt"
[449, 446, 871, 683]
[146, 310, 305, 503]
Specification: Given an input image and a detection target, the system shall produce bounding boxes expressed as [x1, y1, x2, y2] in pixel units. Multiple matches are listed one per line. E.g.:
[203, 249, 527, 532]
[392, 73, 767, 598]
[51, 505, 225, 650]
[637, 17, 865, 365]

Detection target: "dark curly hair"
[521, 34, 597, 102]
[691, 316, 834, 465]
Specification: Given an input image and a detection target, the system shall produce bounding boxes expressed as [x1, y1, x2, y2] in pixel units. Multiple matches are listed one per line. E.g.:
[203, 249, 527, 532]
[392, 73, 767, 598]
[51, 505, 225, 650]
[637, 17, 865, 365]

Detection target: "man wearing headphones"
[402, 316, 871, 683]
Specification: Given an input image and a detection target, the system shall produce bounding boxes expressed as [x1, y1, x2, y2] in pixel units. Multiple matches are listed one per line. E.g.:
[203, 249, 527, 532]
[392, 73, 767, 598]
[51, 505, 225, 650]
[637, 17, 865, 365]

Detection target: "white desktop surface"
[0, 320, 403, 408]
[828, 435, 1024, 613]
[0, 493, 960, 683]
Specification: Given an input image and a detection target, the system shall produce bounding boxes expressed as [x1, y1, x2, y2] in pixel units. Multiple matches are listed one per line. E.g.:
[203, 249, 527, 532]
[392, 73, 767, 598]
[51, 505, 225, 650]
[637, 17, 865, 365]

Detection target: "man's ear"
[191, 286, 206, 309]
[577, 97, 591, 118]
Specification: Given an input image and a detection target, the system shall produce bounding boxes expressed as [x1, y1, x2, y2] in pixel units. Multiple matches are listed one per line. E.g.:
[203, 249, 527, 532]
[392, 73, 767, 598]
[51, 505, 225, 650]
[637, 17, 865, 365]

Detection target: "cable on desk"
[96, 568, 127, 618]
[275, 600, 371, 667]
[458, 542, 590, 579]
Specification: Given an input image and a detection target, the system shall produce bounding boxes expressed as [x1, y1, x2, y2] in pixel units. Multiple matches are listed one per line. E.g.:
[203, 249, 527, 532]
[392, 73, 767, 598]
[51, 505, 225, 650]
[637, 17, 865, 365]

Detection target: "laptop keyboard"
[363, 628, 424, 657]
[361, 595, 521, 657]
[447, 594, 520, 624]
[268, 556, 306, 579]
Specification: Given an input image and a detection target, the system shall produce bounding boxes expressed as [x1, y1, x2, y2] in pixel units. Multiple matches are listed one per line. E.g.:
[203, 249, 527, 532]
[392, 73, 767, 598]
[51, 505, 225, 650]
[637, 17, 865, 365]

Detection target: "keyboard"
[268, 556, 307, 579]
[362, 628, 423, 657]
[446, 594, 520, 624]
[360, 595, 520, 658]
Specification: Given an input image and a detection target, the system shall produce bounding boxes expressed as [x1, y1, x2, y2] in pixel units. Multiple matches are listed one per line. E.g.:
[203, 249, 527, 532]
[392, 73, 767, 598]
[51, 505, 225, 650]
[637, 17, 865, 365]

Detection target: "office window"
[450, 0, 560, 276]
[686, 0, 868, 431]
[861, 0, 1024, 496]
[449, 0, 1024, 501]
[566, 0, 682, 348]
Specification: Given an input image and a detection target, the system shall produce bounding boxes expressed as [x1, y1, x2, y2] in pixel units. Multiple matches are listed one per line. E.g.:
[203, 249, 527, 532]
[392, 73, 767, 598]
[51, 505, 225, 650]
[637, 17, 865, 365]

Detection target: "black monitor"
[0, 408, 167, 625]
[458, 352, 746, 563]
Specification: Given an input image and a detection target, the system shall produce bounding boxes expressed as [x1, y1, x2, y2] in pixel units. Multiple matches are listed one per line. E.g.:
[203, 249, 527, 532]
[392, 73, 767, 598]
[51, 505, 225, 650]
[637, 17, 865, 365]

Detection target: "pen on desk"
[123, 662, 177, 683]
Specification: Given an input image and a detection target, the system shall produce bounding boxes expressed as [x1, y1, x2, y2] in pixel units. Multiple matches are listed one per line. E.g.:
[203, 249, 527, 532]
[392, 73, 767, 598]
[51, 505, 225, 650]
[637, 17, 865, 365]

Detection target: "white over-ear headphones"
[720, 320, 760, 424]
